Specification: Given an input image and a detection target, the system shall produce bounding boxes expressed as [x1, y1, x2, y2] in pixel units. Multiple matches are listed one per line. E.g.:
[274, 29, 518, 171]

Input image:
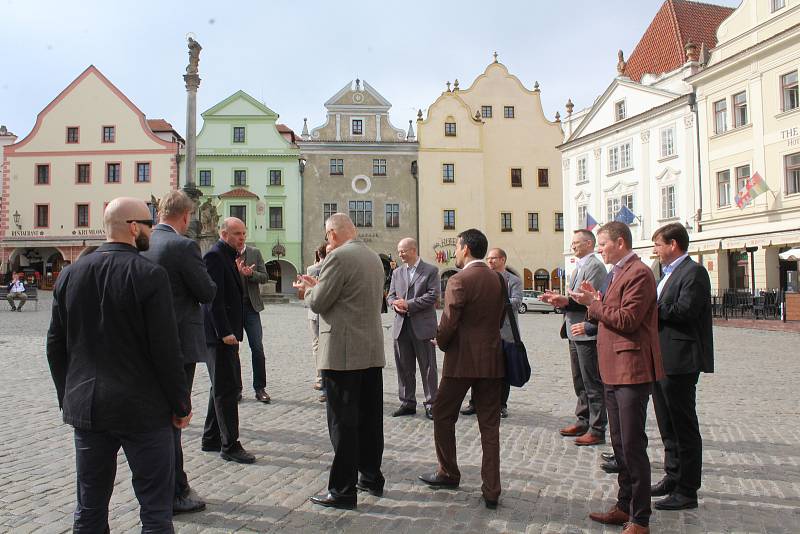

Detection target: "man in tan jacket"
[418, 228, 506, 509]
[293, 213, 386, 510]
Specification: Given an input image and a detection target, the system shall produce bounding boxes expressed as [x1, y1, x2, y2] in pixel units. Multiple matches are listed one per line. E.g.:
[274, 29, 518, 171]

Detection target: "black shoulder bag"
[497, 272, 531, 387]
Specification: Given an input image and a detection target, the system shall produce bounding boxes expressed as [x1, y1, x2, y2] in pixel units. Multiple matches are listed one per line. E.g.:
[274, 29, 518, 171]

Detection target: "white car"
[518, 290, 557, 314]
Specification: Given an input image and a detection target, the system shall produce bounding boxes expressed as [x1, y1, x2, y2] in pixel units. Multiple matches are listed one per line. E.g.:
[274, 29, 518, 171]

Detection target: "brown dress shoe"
[559, 423, 588, 436]
[622, 522, 650, 534]
[589, 506, 630, 525]
[575, 433, 605, 446]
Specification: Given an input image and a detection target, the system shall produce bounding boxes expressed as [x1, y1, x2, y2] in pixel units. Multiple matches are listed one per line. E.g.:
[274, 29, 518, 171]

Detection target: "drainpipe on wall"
[689, 93, 703, 233]
[299, 156, 306, 269]
[412, 160, 419, 244]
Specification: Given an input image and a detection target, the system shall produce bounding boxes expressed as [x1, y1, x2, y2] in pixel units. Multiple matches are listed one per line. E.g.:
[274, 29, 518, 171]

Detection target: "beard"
[135, 232, 150, 251]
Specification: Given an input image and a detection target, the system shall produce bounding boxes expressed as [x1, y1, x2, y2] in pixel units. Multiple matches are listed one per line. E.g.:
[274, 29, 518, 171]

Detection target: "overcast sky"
[1, 0, 741, 140]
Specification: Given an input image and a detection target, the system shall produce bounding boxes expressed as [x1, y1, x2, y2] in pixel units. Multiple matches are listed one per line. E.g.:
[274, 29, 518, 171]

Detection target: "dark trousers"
[394, 321, 438, 408]
[174, 363, 196, 498]
[73, 426, 174, 533]
[569, 339, 607, 436]
[234, 305, 267, 391]
[203, 343, 241, 452]
[322, 367, 384, 498]
[652, 372, 702, 498]
[434, 376, 503, 501]
[468, 383, 510, 409]
[606, 383, 652, 527]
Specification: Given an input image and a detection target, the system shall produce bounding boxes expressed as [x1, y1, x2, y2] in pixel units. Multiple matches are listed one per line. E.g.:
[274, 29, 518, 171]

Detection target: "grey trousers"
[569, 339, 607, 436]
[394, 321, 438, 408]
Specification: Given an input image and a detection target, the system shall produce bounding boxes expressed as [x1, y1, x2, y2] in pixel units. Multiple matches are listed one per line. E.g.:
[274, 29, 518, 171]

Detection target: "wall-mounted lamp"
[13, 210, 21, 229]
[299, 157, 307, 176]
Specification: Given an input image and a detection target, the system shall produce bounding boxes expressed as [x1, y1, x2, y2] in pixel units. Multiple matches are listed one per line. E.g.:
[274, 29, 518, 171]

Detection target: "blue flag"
[614, 205, 636, 225]
[586, 212, 598, 231]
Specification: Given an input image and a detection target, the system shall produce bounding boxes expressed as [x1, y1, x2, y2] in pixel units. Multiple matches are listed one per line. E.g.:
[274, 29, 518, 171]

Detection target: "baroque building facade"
[193, 90, 302, 293]
[298, 79, 418, 272]
[0, 66, 182, 286]
[417, 57, 564, 291]
[689, 0, 800, 292]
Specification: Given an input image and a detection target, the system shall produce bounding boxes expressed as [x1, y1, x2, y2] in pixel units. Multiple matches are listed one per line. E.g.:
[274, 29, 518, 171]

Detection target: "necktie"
[406, 267, 414, 299]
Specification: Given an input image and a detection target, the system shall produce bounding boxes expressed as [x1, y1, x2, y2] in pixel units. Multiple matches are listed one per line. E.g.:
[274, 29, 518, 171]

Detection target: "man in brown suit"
[570, 221, 665, 534]
[418, 228, 506, 509]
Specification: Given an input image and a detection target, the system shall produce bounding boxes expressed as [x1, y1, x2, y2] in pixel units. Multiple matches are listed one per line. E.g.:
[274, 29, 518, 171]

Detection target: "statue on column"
[186, 37, 202, 74]
[199, 197, 219, 235]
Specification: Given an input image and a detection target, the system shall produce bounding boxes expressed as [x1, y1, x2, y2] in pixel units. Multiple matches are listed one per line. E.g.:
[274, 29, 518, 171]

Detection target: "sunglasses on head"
[126, 219, 154, 228]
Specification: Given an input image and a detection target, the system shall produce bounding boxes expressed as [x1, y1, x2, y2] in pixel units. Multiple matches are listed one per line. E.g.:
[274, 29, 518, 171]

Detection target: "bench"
[0, 286, 39, 311]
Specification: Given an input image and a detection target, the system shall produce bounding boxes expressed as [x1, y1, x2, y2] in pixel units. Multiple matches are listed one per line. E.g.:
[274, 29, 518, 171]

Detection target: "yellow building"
[417, 57, 564, 290]
[0, 66, 182, 284]
[689, 0, 800, 292]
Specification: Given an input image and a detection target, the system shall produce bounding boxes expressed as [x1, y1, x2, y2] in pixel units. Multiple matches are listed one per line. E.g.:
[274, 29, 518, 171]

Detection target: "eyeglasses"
[126, 219, 154, 228]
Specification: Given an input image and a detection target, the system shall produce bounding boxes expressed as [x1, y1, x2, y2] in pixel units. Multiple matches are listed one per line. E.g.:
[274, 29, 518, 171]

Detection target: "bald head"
[397, 237, 418, 266]
[220, 217, 247, 251]
[325, 213, 356, 249]
[104, 197, 153, 247]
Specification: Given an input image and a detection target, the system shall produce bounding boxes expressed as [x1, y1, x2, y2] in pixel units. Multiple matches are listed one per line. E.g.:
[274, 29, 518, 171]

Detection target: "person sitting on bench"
[7, 273, 27, 312]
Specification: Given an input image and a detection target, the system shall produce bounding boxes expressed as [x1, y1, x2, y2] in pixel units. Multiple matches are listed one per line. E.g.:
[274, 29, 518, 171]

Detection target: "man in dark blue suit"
[47, 197, 192, 532]
[650, 223, 713, 511]
[142, 190, 217, 514]
[201, 216, 255, 464]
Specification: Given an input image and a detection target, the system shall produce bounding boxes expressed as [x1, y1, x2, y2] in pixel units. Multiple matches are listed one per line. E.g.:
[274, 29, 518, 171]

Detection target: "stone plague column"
[183, 36, 203, 237]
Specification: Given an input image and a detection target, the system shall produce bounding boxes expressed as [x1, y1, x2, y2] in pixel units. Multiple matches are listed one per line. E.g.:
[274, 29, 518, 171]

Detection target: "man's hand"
[236, 257, 255, 277]
[568, 280, 600, 306]
[173, 412, 192, 429]
[570, 323, 587, 337]
[222, 334, 239, 346]
[540, 290, 568, 308]
[293, 274, 318, 300]
[393, 298, 408, 314]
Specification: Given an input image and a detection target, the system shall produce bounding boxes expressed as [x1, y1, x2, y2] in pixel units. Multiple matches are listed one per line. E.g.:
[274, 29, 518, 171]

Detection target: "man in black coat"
[650, 223, 714, 511]
[201, 216, 255, 464]
[46, 197, 192, 532]
[142, 190, 216, 514]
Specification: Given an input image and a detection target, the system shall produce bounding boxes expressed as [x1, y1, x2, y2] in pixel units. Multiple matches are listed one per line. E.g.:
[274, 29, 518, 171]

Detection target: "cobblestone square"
[1, 297, 798, 533]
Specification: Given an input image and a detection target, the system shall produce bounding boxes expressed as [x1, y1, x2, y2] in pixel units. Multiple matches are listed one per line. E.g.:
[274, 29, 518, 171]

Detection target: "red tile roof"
[219, 188, 260, 199]
[147, 119, 175, 132]
[623, 0, 734, 82]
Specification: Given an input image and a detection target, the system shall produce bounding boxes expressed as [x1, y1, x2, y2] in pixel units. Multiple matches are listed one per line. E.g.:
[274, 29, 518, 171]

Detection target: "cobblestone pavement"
[1, 296, 799, 533]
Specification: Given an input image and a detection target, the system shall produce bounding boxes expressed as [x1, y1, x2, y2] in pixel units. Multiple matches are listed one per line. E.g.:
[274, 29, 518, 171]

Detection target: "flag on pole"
[735, 171, 770, 209]
[614, 205, 637, 225]
[585, 212, 598, 231]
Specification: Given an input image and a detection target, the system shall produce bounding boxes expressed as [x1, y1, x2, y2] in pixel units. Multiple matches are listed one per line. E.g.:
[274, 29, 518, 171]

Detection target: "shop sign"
[780, 126, 800, 147]
[433, 237, 457, 264]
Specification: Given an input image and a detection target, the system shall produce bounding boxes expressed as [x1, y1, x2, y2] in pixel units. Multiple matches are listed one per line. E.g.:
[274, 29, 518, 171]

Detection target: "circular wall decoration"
[352, 175, 371, 194]
[353, 92, 364, 104]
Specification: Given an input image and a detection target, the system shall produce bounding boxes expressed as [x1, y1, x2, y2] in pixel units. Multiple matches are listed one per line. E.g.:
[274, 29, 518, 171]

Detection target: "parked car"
[519, 290, 557, 314]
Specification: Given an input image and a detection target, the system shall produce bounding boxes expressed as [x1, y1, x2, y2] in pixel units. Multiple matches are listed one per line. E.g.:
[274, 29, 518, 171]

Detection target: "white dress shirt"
[657, 253, 689, 299]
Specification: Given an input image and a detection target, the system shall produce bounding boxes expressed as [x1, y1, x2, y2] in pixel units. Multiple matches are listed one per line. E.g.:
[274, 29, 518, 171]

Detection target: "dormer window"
[233, 126, 246, 143]
[614, 99, 626, 122]
[351, 119, 363, 135]
[772, 0, 785, 12]
[444, 122, 457, 136]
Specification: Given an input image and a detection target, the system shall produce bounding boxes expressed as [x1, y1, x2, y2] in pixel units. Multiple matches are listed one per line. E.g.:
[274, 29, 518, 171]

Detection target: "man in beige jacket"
[293, 213, 386, 510]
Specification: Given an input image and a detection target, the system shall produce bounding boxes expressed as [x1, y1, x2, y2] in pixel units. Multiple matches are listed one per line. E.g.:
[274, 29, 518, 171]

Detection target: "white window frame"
[614, 99, 626, 122]
[576, 157, 587, 182]
[577, 204, 588, 227]
[772, 0, 786, 12]
[351, 117, 365, 136]
[660, 125, 675, 158]
[660, 185, 676, 219]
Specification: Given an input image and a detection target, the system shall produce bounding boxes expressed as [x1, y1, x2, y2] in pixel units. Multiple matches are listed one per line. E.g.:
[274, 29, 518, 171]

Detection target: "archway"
[534, 268, 550, 292]
[265, 259, 299, 294]
[550, 268, 562, 293]
[523, 268, 533, 290]
[8, 247, 63, 287]
[440, 269, 459, 295]
[379, 254, 396, 313]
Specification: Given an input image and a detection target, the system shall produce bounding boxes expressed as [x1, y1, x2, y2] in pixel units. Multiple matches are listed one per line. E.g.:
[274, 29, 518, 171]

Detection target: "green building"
[194, 91, 302, 293]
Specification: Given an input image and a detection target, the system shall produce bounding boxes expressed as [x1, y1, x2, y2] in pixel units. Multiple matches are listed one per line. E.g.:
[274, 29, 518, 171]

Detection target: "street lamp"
[13, 210, 21, 229]
[298, 157, 307, 176]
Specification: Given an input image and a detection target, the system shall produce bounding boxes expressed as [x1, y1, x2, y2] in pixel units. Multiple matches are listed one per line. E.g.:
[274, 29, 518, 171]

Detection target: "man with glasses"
[47, 197, 192, 532]
[460, 248, 521, 418]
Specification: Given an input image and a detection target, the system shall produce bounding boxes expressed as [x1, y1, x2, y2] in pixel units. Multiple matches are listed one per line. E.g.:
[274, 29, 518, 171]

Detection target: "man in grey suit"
[234, 244, 271, 403]
[294, 213, 386, 510]
[141, 190, 217, 514]
[387, 237, 440, 420]
[461, 248, 522, 418]
[542, 229, 608, 446]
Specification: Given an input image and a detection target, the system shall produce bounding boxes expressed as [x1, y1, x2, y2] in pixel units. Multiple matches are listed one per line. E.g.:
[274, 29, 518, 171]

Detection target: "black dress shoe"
[425, 406, 433, 420]
[654, 493, 698, 510]
[500, 407, 508, 419]
[255, 388, 271, 403]
[418, 472, 459, 489]
[201, 442, 221, 452]
[600, 459, 621, 473]
[392, 406, 416, 417]
[601, 451, 615, 462]
[460, 403, 476, 416]
[220, 444, 255, 464]
[356, 482, 384, 497]
[483, 497, 498, 509]
[651, 477, 677, 497]
[310, 492, 356, 509]
[173, 494, 206, 514]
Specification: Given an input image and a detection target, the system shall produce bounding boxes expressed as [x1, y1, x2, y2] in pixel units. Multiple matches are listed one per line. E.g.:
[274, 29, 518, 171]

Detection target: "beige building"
[0, 66, 182, 285]
[690, 0, 800, 292]
[417, 57, 564, 291]
[298, 79, 418, 273]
